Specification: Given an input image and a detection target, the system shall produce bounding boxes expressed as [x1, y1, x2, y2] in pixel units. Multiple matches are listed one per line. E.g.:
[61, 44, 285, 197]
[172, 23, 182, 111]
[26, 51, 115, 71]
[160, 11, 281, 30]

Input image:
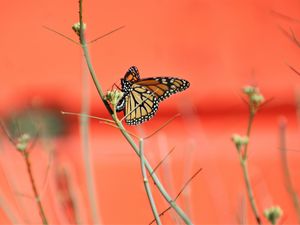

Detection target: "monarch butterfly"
[116, 66, 190, 125]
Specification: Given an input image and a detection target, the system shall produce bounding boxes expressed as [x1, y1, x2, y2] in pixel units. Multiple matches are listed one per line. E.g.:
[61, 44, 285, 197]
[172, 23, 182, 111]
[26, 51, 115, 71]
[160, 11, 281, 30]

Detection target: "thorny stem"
[78, 0, 192, 224]
[139, 139, 162, 225]
[239, 110, 261, 224]
[23, 151, 48, 225]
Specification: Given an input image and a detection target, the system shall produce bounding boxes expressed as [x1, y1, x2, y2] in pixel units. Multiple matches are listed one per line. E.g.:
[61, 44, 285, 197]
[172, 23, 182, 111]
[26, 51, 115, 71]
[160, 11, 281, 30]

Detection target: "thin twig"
[239, 111, 261, 224]
[0, 121, 16, 144]
[242, 112, 254, 158]
[42, 25, 79, 45]
[23, 151, 48, 225]
[143, 114, 180, 140]
[257, 97, 274, 112]
[88, 25, 125, 44]
[139, 139, 162, 225]
[61, 111, 115, 124]
[149, 206, 171, 225]
[151, 147, 176, 175]
[99, 121, 139, 138]
[287, 63, 300, 76]
[174, 168, 202, 201]
[271, 10, 300, 23]
[277, 25, 300, 48]
[149, 168, 202, 225]
[239, 157, 261, 224]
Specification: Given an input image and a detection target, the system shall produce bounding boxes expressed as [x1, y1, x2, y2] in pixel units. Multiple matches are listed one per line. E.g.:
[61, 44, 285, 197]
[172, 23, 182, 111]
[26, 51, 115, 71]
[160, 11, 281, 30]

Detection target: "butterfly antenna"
[42, 26, 79, 45]
[88, 25, 125, 44]
[107, 80, 121, 93]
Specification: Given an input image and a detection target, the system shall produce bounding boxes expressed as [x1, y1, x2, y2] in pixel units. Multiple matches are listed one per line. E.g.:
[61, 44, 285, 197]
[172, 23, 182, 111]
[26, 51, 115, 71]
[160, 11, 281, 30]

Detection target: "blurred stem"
[239, 111, 261, 225]
[239, 156, 261, 224]
[80, 55, 101, 223]
[279, 119, 300, 223]
[0, 192, 20, 224]
[139, 139, 162, 225]
[243, 112, 254, 159]
[77, 1, 193, 224]
[23, 151, 48, 225]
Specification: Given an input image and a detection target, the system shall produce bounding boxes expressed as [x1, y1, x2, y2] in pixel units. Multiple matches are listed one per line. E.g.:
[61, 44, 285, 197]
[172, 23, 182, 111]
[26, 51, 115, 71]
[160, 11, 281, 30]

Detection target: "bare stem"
[243, 112, 254, 159]
[139, 139, 162, 225]
[239, 156, 261, 225]
[80, 56, 101, 223]
[0, 191, 20, 224]
[23, 151, 48, 225]
[239, 111, 261, 224]
[279, 118, 300, 223]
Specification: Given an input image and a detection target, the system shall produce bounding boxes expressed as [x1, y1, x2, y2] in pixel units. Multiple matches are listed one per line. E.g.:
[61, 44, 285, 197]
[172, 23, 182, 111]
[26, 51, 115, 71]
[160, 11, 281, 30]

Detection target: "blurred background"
[1, 0, 300, 224]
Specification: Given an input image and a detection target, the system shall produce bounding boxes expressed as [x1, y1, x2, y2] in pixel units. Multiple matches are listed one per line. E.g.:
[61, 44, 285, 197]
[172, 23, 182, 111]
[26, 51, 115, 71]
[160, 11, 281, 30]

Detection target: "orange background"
[1, 0, 300, 224]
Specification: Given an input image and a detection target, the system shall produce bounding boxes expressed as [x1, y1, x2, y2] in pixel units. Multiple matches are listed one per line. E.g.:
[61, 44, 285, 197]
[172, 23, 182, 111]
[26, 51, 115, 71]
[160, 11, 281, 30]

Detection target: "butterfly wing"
[124, 84, 159, 125]
[135, 77, 190, 102]
[124, 66, 140, 82]
[117, 66, 190, 125]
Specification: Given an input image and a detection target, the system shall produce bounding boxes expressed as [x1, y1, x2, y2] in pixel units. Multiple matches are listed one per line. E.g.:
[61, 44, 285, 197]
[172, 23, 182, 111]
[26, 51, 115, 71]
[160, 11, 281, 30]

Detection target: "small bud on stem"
[16, 133, 31, 152]
[72, 22, 86, 36]
[264, 206, 283, 225]
[105, 90, 124, 109]
[243, 85, 265, 114]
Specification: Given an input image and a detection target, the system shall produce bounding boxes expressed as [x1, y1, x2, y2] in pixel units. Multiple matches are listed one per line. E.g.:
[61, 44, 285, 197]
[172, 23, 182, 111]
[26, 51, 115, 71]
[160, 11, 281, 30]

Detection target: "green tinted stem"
[240, 111, 261, 224]
[23, 152, 48, 225]
[139, 139, 162, 225]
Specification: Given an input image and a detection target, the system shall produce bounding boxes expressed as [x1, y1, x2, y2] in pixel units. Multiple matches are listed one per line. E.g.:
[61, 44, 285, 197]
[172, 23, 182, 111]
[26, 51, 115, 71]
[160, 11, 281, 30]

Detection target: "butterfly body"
[116, 66, 190, 125]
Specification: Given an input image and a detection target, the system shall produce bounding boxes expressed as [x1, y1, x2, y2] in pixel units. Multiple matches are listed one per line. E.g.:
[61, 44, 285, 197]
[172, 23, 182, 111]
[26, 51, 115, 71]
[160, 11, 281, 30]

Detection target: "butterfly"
[116, 66, 190, 125]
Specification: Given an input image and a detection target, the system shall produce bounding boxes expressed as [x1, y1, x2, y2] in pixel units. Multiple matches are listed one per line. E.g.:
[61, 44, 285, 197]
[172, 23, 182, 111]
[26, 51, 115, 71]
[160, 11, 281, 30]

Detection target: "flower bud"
[264, 206, 283, 225]
[243, 86, 256, 95]
[231, 134, 249, 151]
[251, 93, 265, 106]
[242, 85, 265, 113]
[105, 90, 124, 107]
[72, 22, 86, 36]
[16, 133, 31, 152]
